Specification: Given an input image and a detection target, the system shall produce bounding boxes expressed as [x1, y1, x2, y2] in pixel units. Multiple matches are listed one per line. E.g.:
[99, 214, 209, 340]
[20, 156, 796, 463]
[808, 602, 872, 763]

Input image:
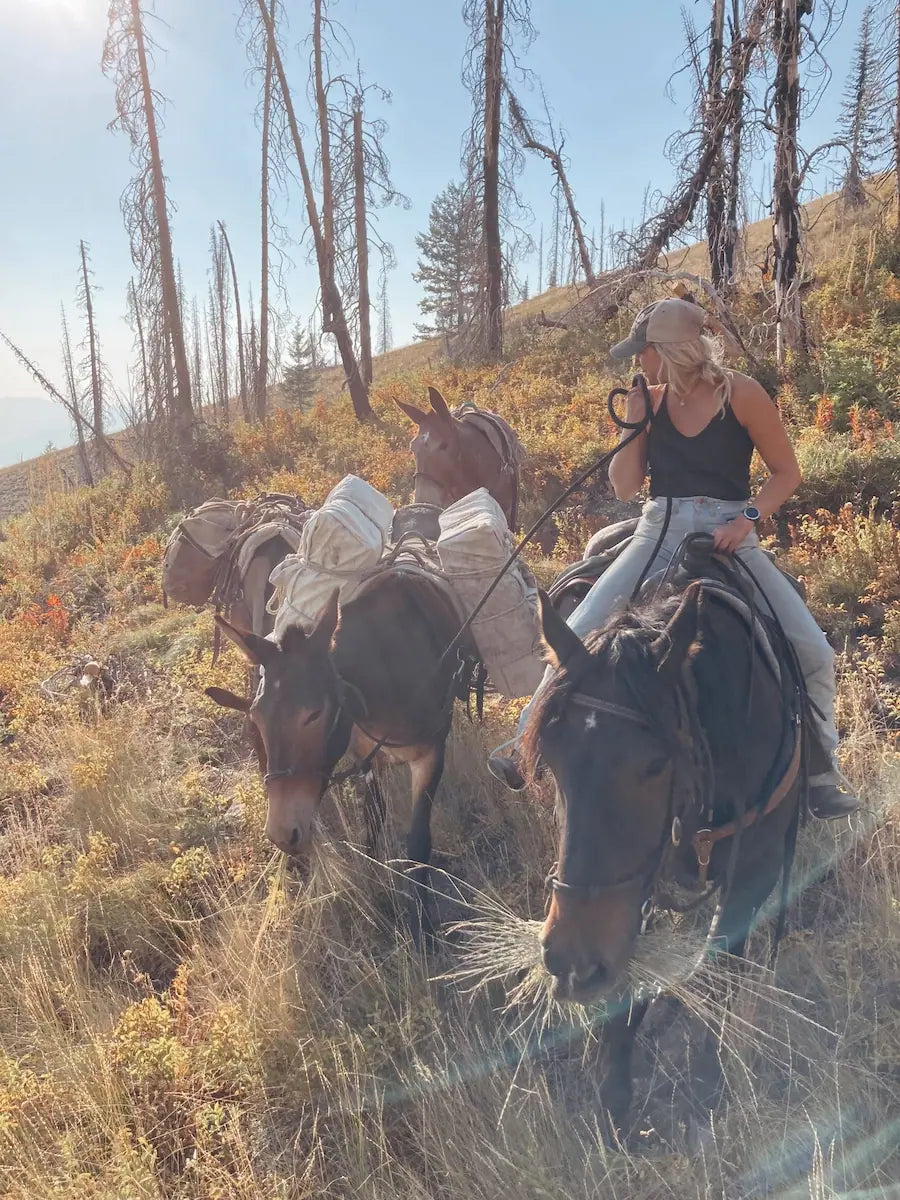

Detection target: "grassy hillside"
[0, 202, 899, 1195]
[1, 178, 891, 523]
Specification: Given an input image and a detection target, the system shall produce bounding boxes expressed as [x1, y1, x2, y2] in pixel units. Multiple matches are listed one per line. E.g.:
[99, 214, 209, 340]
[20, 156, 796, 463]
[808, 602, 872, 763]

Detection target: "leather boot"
[809, 782, 860, 819]
[487, 753, 527, 792]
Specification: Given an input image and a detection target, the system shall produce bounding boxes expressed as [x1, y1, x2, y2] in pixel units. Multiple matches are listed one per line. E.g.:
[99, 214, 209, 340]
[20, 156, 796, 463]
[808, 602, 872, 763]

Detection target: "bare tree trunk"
[895, 1, 900, 226]
[705, 0, 728, 288]
[129, 0, 192, 423]
[510, 96, 596, 287]
[211, 229, 230, 425]
[256, 0, 372, 420]
[218, 221, 250, 421]
[129, 279, 152, 427]
[60, 307, 95, 487]
[313, 0, 335, 298]
[79, 240, 107, 472]
[1, 333, 132, 474]
[483, 0, 504, 361]
[256, 0, 274, 422]
[190, 296, 204, 414]
[772, 0, 805, 369]
[723, 0, 744, 282]
[353, 100, 373, 386]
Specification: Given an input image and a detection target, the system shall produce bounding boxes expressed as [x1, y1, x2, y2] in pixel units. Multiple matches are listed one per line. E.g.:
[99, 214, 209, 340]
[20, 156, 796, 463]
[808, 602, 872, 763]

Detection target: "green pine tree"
[281, 323, 317, 409]
[413, 181, 482, 338]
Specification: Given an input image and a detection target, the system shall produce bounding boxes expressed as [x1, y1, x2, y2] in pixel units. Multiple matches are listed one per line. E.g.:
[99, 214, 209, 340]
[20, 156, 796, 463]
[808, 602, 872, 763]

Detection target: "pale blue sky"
[0, 0, 862, 464]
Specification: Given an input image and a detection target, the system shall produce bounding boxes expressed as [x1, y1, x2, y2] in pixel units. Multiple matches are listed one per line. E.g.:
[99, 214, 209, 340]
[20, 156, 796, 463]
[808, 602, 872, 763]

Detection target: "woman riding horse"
[490, 297, 857, 820]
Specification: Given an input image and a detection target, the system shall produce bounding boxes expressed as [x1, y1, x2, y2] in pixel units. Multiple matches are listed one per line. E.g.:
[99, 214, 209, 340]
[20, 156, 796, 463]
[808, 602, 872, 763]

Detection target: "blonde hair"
[652, 332, 733, 414]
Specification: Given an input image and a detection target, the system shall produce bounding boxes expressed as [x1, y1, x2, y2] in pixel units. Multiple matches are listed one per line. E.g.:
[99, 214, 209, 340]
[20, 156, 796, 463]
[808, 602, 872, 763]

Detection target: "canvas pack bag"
[437, 488, 545, 699]
[161, 498, 246, 607]
[268, 475, 395, 637]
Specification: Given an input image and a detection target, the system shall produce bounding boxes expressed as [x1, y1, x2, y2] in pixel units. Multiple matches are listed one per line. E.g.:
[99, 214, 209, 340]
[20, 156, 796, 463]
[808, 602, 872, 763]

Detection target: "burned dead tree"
[103, 0, 192, 427]
[1, 333, 132, 475]
[254, 0, 370, 418]
[598, 0, 767, 321]
[508, 92, 597, 287]
[705, 0, 729, 287]
[60, 306, 94, 487]
[218, 221, 250, 421]
[209, 225, 230, 425]
[771, 0, 805, 367]
[77, 241, 110, 472]
[462, 0, 535, 361]
[353, 97, 373, 387]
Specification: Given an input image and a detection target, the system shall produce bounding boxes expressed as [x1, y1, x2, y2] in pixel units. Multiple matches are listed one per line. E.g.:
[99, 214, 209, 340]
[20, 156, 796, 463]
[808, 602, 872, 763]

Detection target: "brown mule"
[396, 387, 524, 530]
[206, 570, 476, 943]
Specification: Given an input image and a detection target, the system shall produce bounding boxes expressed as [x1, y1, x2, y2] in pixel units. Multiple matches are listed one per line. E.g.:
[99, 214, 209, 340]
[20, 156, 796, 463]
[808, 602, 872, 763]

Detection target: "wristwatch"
[742, 504, 761, 522]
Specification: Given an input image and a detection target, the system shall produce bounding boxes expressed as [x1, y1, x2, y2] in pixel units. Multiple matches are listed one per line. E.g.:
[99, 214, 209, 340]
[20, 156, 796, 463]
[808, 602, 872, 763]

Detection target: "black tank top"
[648, 388, 753, 501]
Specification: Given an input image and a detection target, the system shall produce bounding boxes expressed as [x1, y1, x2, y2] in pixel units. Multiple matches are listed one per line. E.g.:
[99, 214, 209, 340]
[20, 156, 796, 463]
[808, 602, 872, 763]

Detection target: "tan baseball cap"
[610, 298, 707, 360]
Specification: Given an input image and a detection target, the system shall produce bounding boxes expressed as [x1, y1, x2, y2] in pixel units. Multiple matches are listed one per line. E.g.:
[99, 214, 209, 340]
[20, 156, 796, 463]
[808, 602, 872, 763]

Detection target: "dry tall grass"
[0, 600, 897, 1198]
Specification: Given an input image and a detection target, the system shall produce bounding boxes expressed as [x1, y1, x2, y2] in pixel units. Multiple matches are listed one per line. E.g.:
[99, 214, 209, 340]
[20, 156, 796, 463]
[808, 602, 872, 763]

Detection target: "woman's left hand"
[712, 515, 755, 554]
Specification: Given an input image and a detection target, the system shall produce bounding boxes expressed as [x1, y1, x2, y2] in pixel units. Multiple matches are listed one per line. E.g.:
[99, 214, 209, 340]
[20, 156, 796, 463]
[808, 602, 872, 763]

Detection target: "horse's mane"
[520, 592, 684, 781]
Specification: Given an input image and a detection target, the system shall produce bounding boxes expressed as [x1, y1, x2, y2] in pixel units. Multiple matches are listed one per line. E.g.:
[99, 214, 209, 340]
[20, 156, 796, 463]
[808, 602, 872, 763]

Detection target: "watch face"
[744, 506, 761, 521]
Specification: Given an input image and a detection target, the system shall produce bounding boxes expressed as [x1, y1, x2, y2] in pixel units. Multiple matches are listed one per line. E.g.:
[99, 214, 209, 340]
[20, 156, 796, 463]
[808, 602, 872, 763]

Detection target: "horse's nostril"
[289, 827, 300, 848]
[575, 960, 608, 986]
[541, 945, 569, 979]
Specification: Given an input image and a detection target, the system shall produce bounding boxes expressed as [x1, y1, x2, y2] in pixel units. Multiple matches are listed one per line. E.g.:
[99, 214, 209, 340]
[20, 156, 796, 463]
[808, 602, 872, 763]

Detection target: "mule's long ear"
[538, 589, 591, 674]
[427, 387, 453, 425]
[395, 398, 428, 426]
[215, 614, 279, 668]
[309, 588, 340, 648]
[205, 686, 251, 713]
[651, 581, 703, 684]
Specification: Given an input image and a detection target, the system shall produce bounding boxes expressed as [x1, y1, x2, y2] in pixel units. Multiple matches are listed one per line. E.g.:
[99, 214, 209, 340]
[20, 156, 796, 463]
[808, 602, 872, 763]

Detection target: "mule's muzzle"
[542, 945, 614, 1003]
[264, 775, 322, 856]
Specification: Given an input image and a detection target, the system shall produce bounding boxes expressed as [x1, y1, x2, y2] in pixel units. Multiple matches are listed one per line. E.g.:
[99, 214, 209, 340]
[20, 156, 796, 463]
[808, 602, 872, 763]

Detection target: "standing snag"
[103, 0, 193, 427]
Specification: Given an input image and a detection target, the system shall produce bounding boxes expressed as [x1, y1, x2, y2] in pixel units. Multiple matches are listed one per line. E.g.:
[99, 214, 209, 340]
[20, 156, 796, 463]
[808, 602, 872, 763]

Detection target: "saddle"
[548, 517, 806, 622]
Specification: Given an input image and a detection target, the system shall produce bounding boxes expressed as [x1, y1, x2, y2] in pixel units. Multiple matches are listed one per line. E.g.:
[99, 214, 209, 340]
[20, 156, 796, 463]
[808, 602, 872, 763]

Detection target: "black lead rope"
[343, 375, 655, 782]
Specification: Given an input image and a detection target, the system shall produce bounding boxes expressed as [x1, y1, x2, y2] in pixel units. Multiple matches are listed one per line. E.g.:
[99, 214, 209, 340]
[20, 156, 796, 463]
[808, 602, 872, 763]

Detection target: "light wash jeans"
[505, 496, 840, 786]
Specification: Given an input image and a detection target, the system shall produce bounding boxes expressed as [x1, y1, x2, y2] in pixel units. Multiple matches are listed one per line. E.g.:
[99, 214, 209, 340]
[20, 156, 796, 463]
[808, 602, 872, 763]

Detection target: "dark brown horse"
[522, 580, 802, 1135]
[396, 387, 524, 530]
[206, 569, 475, 940]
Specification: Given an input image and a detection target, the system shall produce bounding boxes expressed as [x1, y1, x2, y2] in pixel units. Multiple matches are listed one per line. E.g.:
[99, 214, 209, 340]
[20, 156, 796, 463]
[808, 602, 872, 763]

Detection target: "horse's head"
[206, 591, 359, 855]
[396, 387, 465, 508]
[524, 586, 704, 1004]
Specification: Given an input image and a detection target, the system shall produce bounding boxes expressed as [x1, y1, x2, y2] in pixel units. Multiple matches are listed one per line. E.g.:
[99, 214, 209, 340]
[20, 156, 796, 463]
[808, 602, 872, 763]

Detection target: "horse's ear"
[395, 399, 429, 426]
[215, 615, 279, 668]
[428, 387, 454, 425]
[538, 589, 591, 674]
[309, 588, 340, 648]
[205, 686, 251, 713]
[652, 582, 703, 683]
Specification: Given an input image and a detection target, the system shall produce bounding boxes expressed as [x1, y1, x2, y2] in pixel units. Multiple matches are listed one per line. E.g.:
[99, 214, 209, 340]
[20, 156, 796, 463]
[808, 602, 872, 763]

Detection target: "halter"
[543, 654, 802, 921]
[544, 687, 704, 922]
[262, 679, 351, 786]
[413, 413, 520, 529]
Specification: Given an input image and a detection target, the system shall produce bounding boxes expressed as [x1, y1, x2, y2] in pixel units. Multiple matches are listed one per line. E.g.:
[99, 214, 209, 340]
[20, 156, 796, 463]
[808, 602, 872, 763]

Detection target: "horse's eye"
[643, 757, 669, 779]
[302, 709, 323, 726]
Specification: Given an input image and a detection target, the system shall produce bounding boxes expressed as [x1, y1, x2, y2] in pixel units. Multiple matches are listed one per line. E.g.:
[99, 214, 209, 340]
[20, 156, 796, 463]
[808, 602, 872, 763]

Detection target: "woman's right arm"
[607, 385, 650, 501]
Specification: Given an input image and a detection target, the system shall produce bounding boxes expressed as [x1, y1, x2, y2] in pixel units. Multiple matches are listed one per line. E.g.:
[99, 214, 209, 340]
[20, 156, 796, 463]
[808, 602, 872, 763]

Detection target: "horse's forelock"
[520, 594, 682, 779]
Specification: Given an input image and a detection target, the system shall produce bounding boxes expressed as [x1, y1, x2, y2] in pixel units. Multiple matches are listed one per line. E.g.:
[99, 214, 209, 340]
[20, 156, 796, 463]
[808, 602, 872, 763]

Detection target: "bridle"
[543, 686, 709, 928]
[542, 633, 803, 937]
[261, 675, 354, 787]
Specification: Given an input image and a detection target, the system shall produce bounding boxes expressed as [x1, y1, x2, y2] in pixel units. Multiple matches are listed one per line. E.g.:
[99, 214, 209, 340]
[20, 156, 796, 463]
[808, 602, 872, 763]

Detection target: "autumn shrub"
[791, 426, 900, 513]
